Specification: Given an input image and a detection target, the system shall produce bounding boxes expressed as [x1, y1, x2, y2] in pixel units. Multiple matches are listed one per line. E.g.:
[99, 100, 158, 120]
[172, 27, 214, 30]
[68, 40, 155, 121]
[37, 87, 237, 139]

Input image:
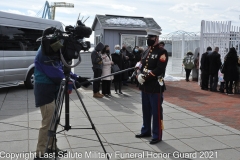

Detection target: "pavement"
[0, 83, 240, 160]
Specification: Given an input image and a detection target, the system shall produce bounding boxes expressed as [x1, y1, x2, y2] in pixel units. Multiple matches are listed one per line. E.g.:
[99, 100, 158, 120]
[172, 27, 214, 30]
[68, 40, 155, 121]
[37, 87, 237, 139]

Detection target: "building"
[91, 14, 161, 52]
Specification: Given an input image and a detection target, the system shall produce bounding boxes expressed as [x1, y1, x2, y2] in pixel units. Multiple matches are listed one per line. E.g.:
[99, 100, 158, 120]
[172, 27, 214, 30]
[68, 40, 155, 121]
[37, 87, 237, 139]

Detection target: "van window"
[0, 26, 3, 50]
[0, 25, 42, 51]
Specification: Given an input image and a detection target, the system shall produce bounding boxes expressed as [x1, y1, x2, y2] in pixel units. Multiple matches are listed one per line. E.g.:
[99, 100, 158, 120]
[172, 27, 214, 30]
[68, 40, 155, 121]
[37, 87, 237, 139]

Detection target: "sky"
[1, 0, 240, 43]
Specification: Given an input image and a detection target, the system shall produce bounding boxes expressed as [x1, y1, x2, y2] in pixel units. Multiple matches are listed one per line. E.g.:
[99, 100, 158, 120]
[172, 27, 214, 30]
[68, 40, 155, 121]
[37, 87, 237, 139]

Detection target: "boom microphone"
[75, 25, 92, 38]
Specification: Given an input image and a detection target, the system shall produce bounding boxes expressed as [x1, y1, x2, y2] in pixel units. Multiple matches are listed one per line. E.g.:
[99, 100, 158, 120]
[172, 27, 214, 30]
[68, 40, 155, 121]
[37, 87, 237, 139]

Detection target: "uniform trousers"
[141, 91, 164, 140]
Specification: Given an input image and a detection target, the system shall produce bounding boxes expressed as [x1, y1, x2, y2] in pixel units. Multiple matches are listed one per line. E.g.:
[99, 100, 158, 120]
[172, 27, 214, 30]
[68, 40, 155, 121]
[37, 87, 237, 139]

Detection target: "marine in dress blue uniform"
[135, 29, 168, 144]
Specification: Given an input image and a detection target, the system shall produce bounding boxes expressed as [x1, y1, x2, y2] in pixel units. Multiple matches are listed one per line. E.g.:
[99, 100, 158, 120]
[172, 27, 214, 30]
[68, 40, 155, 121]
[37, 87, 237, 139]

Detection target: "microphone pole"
[79, 67, 136, 86]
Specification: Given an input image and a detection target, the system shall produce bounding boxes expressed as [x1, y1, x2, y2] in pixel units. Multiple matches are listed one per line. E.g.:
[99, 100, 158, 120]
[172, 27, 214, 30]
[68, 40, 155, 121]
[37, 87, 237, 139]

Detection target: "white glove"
[137, 74, 145, 85]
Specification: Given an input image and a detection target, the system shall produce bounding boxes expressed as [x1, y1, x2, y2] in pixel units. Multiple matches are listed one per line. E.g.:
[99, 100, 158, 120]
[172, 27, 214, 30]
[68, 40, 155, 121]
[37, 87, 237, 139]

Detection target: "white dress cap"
[146, 28, 161, 37]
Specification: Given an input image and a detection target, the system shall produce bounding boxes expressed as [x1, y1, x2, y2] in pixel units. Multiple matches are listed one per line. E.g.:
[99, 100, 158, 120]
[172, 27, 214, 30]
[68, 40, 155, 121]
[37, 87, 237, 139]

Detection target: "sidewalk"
[0, 84, 240, 160]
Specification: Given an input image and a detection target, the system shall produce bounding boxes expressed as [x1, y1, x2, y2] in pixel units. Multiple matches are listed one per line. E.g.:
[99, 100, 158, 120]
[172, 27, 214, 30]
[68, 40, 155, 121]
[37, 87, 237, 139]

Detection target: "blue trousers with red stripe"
[141, 91, 163, 140]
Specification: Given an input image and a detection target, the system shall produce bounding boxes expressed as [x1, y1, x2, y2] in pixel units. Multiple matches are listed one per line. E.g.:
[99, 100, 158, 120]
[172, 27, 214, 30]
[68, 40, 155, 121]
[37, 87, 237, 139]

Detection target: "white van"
[0, 11, 63, 89]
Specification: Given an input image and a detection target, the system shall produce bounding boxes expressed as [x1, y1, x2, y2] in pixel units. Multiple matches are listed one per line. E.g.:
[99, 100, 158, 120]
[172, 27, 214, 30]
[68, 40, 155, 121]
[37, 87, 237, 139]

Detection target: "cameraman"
[34, 29, 91, 160]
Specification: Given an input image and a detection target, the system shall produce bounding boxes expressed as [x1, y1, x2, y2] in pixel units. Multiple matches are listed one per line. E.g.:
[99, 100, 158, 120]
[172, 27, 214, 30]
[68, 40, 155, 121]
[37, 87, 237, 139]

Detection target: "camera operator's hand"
[75, 80, 81, 89]
[77, 76, 92, 88]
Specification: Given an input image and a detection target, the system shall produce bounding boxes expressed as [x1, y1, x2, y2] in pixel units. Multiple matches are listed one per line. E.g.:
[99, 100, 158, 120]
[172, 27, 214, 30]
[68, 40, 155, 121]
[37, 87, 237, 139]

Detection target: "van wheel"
[24, 68, 34, 89]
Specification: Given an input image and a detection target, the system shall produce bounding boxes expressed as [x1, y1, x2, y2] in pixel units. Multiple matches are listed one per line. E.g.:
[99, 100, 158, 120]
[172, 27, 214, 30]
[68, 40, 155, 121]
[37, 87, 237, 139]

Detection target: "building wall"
[94, 21, 103, 45]
[104, 29, 146, 52]
[73, 52, 93, 79]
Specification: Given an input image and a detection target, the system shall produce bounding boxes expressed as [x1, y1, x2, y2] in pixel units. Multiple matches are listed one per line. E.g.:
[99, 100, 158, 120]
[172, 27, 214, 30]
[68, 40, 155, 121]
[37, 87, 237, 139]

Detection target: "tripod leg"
[73, 84, 109, 160]
[45, 81, 66, 154]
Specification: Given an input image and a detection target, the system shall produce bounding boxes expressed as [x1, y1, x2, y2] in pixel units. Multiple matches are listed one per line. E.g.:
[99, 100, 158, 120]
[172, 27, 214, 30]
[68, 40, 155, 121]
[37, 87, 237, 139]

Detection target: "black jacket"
[120, 49, 133, 79]
[200, 52, 210, 73]
[111, 52, 125, 82]
[224, 53, 239, 81]
[139, 45, 168, 93]
[208, 51, 221, 75]
[91, 42, 104, 69]
[121, 49, 134, 66]
[132, 49, 141, 67]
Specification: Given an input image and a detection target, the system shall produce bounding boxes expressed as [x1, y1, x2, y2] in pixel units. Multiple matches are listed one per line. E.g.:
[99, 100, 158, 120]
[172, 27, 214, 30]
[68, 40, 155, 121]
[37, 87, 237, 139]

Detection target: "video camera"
[41, 20, 92, 64]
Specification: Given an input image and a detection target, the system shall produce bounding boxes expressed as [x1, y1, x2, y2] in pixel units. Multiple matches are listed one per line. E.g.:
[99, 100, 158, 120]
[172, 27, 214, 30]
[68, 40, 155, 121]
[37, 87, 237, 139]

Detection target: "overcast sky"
[1, 0, 240, 43]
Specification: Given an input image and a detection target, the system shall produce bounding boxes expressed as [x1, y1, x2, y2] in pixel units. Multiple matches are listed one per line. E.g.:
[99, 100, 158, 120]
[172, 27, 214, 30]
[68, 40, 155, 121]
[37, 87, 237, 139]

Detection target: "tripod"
[45, 66, 109, 160]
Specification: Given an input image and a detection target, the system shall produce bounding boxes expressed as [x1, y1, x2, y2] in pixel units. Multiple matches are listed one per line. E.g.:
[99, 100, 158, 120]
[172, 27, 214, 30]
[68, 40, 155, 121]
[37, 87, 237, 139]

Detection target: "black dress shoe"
[149, 139, 162, 144]
[135, 133, 151, 138]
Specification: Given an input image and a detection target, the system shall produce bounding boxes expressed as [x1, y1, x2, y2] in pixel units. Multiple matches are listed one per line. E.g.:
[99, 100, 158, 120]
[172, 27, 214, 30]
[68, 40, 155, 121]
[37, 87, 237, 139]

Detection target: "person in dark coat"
[208, 47, 222, 91]
[223, 47, 239, 95]
[132, 46, 143, 86]
[200, 46, 212, 90]
[194, 53, 200, 81]
[91, 42, 105, 98]
[130, 46, 139, 84]
[121, 45, 133, 85]
[111, 44, 126, 94]
[131, 46, 140, 67]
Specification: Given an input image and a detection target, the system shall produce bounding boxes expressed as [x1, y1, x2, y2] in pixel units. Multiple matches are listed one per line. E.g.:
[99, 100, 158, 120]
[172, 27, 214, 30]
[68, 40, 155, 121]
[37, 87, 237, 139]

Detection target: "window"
[121, 34, 147, 51]
[0, 26, 3, 50]
[137, 36, 147, 47]
[0, 25, 42, 51]
[96, 35, 100, 45]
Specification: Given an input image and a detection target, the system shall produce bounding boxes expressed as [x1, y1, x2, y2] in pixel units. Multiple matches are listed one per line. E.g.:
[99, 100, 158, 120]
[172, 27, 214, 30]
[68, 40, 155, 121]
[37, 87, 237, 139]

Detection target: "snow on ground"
[164, 74, 185, 81]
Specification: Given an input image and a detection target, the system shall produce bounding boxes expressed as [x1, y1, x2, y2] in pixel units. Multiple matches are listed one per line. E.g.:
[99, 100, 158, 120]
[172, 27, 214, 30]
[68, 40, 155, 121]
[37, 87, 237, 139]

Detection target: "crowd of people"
[200, 46, 240, 95]
[92, 42, 240, 98]
[91, 42, 145, 98]
[182, 46, 240, 95]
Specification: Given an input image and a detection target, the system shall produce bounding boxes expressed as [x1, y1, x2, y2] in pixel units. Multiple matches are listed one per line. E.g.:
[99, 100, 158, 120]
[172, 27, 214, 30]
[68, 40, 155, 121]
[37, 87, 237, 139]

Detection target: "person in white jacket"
[101, 45, 114, 97]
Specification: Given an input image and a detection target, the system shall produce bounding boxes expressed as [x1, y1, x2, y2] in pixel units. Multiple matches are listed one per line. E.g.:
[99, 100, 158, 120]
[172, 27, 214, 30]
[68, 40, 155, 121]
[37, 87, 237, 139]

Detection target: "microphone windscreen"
[75, 25, 92, 38]
[65, 25, 74, 31]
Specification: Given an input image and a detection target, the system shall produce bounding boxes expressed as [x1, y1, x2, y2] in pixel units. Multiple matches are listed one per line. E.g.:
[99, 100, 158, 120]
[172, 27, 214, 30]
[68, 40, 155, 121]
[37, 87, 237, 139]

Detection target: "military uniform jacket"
[139, 45, 168, 93]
